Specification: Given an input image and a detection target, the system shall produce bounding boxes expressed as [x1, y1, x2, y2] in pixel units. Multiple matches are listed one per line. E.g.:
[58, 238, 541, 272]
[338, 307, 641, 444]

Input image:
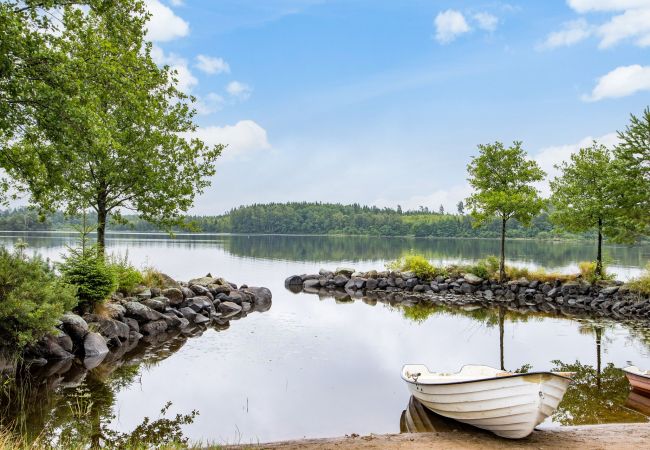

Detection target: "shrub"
[141, 267, 167, 289]
[0, 247, 77, 348]
[466, 256, 500, 279]
[387, 255, 444, 280]
[107, 252, 143, 295]
[59, 245, 116, 312]
[628, 263, 650, 296]
[578, 261, 615, 283]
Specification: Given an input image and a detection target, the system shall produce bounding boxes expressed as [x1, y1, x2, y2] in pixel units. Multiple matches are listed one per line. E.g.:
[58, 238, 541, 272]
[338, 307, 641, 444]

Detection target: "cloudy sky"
[145, 0, 650, 214]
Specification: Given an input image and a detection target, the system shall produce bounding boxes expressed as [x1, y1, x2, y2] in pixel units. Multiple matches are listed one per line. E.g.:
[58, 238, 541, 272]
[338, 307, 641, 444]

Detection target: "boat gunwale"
[623, 366, 650, 379]
[401, 364, 573, 386]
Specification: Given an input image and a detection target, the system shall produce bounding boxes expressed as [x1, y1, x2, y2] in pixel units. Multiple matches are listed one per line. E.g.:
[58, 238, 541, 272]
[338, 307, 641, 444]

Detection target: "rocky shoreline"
[285, 268, 650, 321]
[4, 274, 272, 372]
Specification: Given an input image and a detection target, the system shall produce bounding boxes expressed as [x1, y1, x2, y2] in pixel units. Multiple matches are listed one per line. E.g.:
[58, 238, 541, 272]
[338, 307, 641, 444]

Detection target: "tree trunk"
[596, 218, 603, 277]
[96, 191, 107, 256]
[596, 327, 602, 389]
[499, 216, 507, 282]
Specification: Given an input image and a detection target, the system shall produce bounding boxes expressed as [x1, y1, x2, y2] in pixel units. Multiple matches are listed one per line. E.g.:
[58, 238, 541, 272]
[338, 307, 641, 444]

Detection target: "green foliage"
[2, 1, 223, 248]
[627, 263, 650, 295]
[59, 233, 116, 312]
[466, 141, 546, 280]
[107, 252, 143, 295]
[613, 107, 650, 239]
[141, 267, 167, 289]
[387, 255, 445, 280]
[465, 256, 500, 279]
[0, 247, 77, 348]
[578, 261, 615, 283]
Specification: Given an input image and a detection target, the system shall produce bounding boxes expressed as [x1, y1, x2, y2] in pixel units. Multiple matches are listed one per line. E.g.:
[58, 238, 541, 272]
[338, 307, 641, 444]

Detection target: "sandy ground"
[225, 424, 650, 449]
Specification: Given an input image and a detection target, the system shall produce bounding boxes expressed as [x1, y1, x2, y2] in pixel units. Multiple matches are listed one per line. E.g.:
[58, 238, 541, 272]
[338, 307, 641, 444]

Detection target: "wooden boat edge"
[401, 364, 574, 386]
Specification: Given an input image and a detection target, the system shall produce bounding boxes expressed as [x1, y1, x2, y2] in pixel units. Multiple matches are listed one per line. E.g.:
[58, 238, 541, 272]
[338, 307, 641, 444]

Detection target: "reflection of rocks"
[287, 268, 650, 323]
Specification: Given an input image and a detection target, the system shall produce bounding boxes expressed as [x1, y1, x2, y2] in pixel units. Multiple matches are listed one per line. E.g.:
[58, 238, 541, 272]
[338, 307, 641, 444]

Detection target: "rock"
[188, 276, 217, 286]
[181, 286, 195, 299]
[60, 313, 89, 344]
[136, 289, 152, 300]
[319, 268, 333, 277]
[161, 312, 183, 329]
[83, 332, 109, 358]
[157, 273, 181, 289]
[141, 320, 168, 336]
[243, 287, 272, 312]
[193, 313, 210, 325]
[189, 284, 212, 297]
[547, 287, 561, 298]
[141, 296, 169, 312]
[601, 286, 620, 295]
[284, 275, 303, 286]
[54, 331, 74, 353]
[405, 278, 418, 289]
[208, 284, 231, 295]
[105, 303, 126, 319]
[333, 274, 349, 287]
[366, 279, 378, 290]
[178, 307, 198, 322]
[218, 301, 242, 316]
[28, 335, 74, 361]
[124, 301, 164, 323]
[413, 285, 425, 293]
[124, 317, 139, 333]
[335, 267, 355, 277]
[87, 316, 130, 342]
[162, 288, 184, 306]
[460, 283, 475, 294]
[184, 296, 213, 312]
[463, 273, 483, 285]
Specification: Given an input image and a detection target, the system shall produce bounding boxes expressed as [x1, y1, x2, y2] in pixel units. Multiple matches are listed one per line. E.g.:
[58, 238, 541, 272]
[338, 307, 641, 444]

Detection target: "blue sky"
[145, 0, 650, 214]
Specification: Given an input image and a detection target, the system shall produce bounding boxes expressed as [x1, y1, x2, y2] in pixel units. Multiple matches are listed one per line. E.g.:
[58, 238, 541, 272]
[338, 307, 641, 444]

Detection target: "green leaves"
[466, 141, 546, 226]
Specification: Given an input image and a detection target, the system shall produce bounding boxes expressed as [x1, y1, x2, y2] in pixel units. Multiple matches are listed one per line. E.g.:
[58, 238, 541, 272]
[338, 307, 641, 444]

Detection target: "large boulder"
[86, 316, 130, 343]
[333, 274, 349, 287]
[464, 273, 484, 285]
[162, 288, 184, 306]
[193, 313, 210, 325]
[156, 273, 181, 289]
[184, 296, 213, 313]
[188, 276, 217, 287]
[104, 303, 126, 320]
[284, 275, 303, 287]
[218, 301, 242, 316]
[124, 301, 165, 323]
[243, 287, 272, 312]
[141, 320, 168, 336]
[28, 335, 74, 361]
[60, 313, 89, 345]
[178, 307, 198, 322]
[141, 297, 169, 312]
[335, 267, 355, 277]
[83, 332, 109, 358]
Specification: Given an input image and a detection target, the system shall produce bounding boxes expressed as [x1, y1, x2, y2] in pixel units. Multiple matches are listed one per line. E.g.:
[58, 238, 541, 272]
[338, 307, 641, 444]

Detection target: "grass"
[387, 254, 620, 284]
[627, 263, 650, 295]
[141, 266, 167, 289]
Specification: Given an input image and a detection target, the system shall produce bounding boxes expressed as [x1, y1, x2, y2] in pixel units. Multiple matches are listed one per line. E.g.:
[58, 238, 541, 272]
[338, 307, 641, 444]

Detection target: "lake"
[1, 232, 650, 445]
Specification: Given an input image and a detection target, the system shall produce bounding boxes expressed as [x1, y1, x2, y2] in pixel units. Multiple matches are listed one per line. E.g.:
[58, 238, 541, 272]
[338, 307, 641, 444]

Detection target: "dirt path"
[225, 424, 650, 449]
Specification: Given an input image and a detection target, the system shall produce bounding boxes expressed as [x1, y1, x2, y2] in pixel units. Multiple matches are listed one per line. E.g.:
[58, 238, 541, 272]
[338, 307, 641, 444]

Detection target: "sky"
[143, 0, 650, 214]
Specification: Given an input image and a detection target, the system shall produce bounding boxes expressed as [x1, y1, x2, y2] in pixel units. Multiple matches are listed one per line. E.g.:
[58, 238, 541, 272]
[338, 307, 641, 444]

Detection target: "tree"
[438, 204, 444, 214]
[0, 1, 83, 204]
[466, 141, 545, 281]
[549, 143, 622, 277]
[456, 201, 464, 215]
[613, 107, 650, 239]
[4, 1, 223, 252]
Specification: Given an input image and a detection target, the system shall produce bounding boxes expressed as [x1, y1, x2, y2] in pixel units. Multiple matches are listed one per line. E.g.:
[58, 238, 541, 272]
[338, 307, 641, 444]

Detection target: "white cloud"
[151, 45, 197, 93]
[145, 0, 189, 42]
[226, 81, 253, 100]
[186, 120, 271, 159]
[538, 19, 592, 49]
[582, 64, 650, 101]
[473, 12, 498, 32]
[534, 132, 619, 194]
[568, 0, 650, 13]
[195, 93, 225, 115]
[169, 0, 184, 6]
[434, 10, 471, 44]
[196, 55, 231, 75]
[597, 7, 650, 48]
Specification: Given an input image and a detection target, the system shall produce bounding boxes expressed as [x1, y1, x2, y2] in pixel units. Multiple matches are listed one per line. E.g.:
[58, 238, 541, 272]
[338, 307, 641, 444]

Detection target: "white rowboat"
[401, 364, 573, 439]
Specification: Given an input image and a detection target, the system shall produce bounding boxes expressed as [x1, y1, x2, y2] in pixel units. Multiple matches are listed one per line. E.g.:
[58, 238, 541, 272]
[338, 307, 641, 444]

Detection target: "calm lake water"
[1, 232, 650, 445]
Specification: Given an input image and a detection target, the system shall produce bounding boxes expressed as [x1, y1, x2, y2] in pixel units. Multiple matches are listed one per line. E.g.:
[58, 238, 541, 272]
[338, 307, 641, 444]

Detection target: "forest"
[0, 203, 586, 240]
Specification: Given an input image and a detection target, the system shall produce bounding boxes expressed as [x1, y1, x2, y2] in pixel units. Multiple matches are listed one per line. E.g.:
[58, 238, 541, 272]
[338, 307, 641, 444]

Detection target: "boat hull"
[402, 368, 571, 439]
[624, 370, 650, 395]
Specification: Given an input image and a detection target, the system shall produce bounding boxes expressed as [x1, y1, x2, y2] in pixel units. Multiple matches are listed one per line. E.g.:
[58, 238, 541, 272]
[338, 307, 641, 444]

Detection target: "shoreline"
[226, 424, 650, 449]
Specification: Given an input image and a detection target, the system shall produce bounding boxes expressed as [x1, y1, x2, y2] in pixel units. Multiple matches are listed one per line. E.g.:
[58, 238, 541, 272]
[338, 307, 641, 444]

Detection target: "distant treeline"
[0, 203, 599, 240]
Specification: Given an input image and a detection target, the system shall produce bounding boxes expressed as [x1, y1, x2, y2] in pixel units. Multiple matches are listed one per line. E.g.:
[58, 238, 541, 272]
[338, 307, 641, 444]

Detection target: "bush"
[578, 261, 615, 283]
[387, 255, 445, 280]
[466, 256, 500, 279]
[628, 263, 650, 295]
[107, 252, 143, 295]
[0, 247, 77, 348]
[59, 245, 116, 312]
[141, 267, 167, 289]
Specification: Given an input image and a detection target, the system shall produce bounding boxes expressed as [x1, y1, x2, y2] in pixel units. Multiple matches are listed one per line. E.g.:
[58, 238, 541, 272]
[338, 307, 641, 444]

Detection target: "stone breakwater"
[20, 274, 272, 368]
[285, 268, 650, 320]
